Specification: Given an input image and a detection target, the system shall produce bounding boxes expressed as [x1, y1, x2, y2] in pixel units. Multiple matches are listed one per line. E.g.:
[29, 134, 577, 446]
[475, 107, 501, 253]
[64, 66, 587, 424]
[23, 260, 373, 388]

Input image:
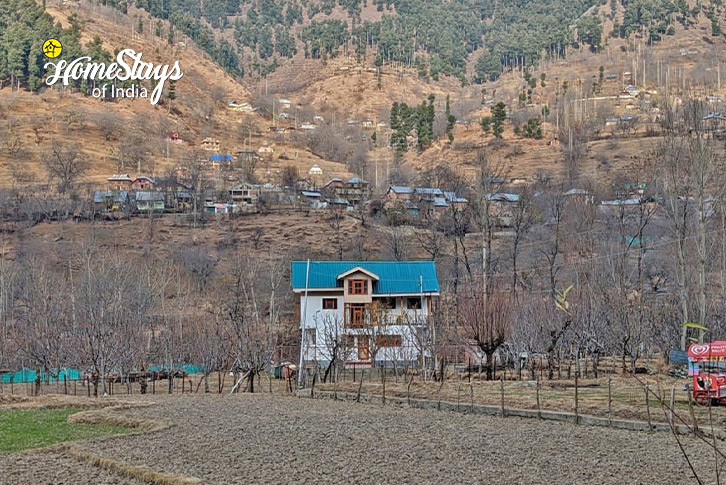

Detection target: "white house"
[291, 261, 440, 367]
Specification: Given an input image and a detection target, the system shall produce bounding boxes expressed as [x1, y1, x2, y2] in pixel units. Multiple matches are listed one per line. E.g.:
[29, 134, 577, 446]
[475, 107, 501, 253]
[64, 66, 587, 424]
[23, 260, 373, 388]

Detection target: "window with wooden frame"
[322, 298, 338, 310]
[406, 297, 422, 310]
[348, 279, 368, 295]
[376, 297, 396, 309]
[375, 335, 403, 347]
[347, 303, 366, 328]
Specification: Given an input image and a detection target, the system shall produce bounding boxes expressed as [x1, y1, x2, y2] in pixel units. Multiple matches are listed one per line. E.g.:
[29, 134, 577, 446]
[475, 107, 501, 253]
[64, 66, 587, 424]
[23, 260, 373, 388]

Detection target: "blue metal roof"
[291, 261, 439, 294]
[210, 154, 233, 161]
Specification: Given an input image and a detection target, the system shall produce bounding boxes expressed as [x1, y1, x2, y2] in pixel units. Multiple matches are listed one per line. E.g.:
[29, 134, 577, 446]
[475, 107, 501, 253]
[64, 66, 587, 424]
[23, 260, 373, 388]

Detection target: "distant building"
[107, 174, 133, 191]
[135, 191, 165, 212]
[200, 138, 220, 152]
[130, 176, 156, 191]
[228, 183, 259, 205]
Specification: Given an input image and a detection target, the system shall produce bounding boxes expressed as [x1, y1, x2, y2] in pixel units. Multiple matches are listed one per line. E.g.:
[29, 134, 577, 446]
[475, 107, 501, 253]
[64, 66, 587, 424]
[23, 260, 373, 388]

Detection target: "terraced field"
[4, 393, 719, 484]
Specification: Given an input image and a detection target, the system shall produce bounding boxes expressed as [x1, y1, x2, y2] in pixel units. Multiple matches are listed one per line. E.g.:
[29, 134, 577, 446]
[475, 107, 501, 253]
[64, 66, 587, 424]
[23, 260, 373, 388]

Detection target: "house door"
[357, 337, 370, 361]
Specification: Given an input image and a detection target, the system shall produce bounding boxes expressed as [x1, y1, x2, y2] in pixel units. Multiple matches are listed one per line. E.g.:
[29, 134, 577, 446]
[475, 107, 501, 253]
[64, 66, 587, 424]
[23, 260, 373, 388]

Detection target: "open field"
[1, 393, 721, 484]
[316, 373, 726, 428]
[0, 407, 131, 452]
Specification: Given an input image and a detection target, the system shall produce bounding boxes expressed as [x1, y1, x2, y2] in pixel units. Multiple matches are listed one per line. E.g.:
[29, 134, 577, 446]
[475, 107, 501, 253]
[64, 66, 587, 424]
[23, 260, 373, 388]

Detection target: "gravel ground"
[3, 393, 721, 484]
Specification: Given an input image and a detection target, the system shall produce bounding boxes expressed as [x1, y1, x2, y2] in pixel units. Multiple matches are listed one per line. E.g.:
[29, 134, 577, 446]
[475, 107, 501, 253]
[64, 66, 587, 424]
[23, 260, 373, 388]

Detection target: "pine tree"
[491, 102, 506, 139]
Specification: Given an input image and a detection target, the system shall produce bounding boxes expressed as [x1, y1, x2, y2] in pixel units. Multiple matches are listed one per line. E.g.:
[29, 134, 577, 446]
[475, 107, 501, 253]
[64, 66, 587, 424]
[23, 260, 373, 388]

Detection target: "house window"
[348, 279, 368, 295]
[348, 303, 366, 328]
[407, 297, 422, 310]
[377, 297, 396, 309]
[322, 298, 338, 310]
[375, 335, 403, 348]
[304, 328, 316, 346]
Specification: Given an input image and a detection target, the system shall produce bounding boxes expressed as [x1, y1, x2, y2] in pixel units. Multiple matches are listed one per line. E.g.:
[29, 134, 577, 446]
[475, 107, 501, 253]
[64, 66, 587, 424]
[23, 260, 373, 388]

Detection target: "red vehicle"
[688, 341, 726, 406]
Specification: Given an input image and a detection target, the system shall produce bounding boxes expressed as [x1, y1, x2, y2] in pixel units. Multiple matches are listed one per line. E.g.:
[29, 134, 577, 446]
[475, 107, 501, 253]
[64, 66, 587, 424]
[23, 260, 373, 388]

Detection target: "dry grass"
[61, 444, 202, 485]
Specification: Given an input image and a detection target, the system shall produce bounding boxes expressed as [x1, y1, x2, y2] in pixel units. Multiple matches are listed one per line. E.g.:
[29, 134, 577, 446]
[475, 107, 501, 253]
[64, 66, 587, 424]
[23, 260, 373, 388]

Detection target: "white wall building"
[291, 261, 440, 367]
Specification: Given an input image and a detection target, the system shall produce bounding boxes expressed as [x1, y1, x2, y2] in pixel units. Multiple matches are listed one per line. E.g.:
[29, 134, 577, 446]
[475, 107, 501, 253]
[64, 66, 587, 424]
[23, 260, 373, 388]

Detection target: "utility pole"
[297, 259, 310, 388]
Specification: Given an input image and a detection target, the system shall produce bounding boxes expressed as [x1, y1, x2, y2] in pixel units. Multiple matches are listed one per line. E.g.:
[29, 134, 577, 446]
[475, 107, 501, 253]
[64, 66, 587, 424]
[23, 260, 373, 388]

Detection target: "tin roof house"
[292, 260, 440, 366]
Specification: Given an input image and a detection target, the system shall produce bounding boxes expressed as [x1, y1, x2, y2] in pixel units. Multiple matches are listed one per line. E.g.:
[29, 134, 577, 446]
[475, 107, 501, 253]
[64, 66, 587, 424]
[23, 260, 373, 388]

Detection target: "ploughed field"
[3, 393, 720, 484]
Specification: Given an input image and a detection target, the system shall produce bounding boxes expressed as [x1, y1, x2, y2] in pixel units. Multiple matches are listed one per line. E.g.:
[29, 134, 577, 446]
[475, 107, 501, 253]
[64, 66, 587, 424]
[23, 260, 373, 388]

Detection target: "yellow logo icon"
[43, 39, 62, 59]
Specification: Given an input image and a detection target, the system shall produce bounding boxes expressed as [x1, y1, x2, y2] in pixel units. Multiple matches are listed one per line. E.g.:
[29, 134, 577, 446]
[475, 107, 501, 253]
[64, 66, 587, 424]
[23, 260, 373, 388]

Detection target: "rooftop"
[291, 260, 440, 294]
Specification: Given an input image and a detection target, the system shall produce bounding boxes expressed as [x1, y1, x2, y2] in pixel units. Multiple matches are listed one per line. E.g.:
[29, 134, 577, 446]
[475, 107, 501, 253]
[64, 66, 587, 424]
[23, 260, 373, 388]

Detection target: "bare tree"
[461, 287, 512, 380]
[43, 142, 87, 193]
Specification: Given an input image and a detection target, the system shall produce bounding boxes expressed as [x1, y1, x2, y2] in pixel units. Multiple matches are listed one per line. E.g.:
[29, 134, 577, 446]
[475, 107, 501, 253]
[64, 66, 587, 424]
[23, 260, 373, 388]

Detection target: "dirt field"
[3, 393, 719, 484]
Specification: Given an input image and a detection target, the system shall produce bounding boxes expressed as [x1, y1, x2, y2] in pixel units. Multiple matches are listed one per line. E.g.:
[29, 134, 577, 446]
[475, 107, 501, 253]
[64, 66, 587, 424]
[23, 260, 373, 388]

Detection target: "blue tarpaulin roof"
[291, 261, 439, 294]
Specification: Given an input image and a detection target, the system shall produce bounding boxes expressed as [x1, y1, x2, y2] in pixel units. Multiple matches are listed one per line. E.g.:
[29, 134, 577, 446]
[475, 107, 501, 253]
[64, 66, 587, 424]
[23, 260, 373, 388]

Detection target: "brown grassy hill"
[2, 0, 726, 193]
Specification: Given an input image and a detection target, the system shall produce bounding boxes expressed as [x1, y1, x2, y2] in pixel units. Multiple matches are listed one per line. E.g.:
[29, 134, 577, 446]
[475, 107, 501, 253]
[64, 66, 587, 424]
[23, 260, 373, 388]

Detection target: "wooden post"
[687, 390, 699, 434]
[607, 376, 612, 426]
[74, 380, 77, 396]
[669, 387, 676, 427]
[381, 366, 386, 406]
[500, 377, 505, 417]
[457, 384, 461, 411]
[536, 379, 541, 419]
[645, 384, 652, 430]
[574, 372, 579, 425]
[356, 370, 364, 402]
[470, 384, 474, 412]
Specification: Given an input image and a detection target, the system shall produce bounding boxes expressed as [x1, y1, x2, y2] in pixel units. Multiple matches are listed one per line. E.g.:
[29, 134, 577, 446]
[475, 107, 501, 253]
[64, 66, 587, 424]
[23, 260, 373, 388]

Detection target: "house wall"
[299, 292, 433, 364]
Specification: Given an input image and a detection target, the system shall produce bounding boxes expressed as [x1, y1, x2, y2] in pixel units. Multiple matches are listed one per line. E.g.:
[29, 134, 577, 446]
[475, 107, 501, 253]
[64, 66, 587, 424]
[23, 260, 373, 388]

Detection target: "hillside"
[1, 0, 726, 194]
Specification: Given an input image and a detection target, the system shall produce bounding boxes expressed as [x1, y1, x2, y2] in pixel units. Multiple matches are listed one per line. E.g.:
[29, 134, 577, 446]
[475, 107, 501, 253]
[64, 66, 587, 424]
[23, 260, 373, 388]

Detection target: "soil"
[2, 449, 142, 485]
[3, 393, 716, 484]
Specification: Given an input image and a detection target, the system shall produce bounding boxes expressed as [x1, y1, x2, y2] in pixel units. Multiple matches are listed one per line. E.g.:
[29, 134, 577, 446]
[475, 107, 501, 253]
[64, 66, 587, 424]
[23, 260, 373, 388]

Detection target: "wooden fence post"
[574, 372, 579, 425]
[645, 384, 652, 430]
[607, 376, 612, 426]
[470, 384, 474, 412]
[356, 370, 364, 402]
[536, 379, 541, 419]
[687, 391, 699, 434]
[500, 377, 505, 417]
[669, 387, 676, 427]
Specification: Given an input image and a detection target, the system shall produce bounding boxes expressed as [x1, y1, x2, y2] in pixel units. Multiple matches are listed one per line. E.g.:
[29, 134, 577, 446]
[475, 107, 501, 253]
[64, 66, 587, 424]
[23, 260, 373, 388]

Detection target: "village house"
[322, 178, 345, 193]
[227, 100, 257, 112]
[107, 174, 133, 191]
[485, 192, 520, 226]
[168, 132, 184, 144]
[386, 186, 414, 201]
[135, 191, 165, 212]
[209, 154, 234, 168]
[336, 177, 371, 206]
[93, 191, 130, 213]
[130, 176, 156, 191]
[258, 143, 275, 156]
[228, 183, 259, 205]
[154, 177, 193, 211]
[279, 99, 292, 110]
[200, 137, 221, 152]
[292, 260, 440, 366]
[300, 190, 326, 209]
